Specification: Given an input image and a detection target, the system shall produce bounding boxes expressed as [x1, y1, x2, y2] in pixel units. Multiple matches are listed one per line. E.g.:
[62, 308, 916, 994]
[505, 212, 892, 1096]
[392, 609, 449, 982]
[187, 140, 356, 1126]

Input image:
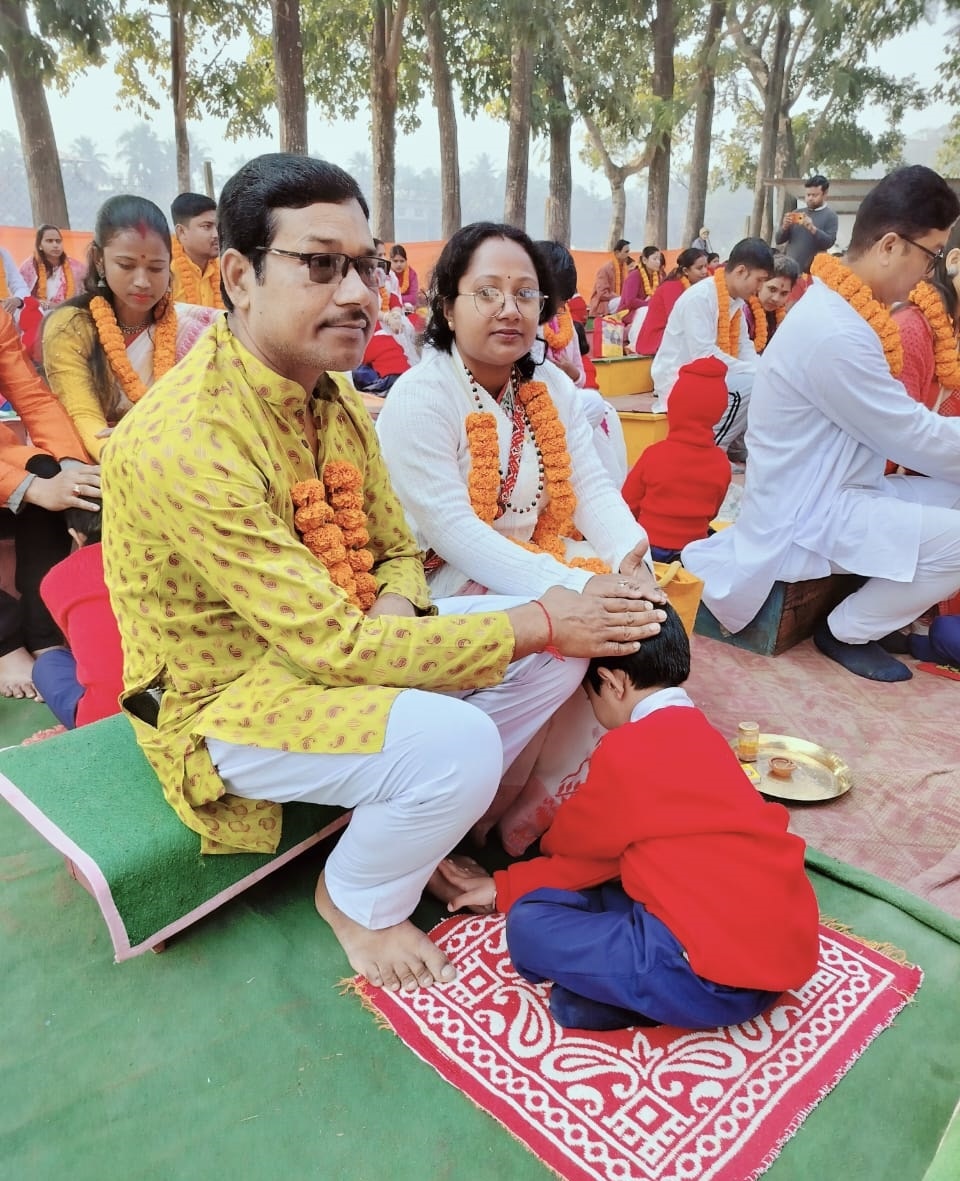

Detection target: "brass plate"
[730, 733, 852, 802]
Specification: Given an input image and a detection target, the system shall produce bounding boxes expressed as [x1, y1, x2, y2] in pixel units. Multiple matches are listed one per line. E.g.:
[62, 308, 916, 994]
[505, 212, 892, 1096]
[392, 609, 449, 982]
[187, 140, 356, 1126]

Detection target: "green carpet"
[0, 695, 56, 746]
[1, 800, 958, 1181]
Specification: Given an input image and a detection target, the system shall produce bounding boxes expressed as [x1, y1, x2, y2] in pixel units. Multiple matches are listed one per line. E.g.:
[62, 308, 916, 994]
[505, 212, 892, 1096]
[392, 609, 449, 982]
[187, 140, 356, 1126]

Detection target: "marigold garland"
[542, 304, 574, 351]
[89, 295, 179, 405]
[398, 267, 410, 296]
[811, 253, 903, 377]
[292, 461, 378, 611]
[638, 266, 660, 298]
[35, 253, 75, 303]
[680, 276, 691, 291]
[0, 269, 8, 299]
[714, 269, 743, 358]
[747, 297, 786, 355]
[379, 285, 391, 312]
[612, 254, 626, 296]
[908, 280, 960, 390]
[171, 238, 224, 309]
[464, 378, 609, 575]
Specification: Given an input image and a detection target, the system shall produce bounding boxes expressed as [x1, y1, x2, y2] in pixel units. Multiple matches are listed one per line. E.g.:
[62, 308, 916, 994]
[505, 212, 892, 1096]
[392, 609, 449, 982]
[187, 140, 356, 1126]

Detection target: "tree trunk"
[271, 0, 308, 155]
[0, 0, 70, 227]
[750, 8, 789, 239]
[774, 108, 799, 225]
[645, 0, 676, 247]
[545, 66, 572, 244]
[170, 0, 190, 191]
[421, 0, 460, 238]
[369, 1, 409, 240]
[503, 40, 533, 229]
[682, 0, 726, 247]
[608, 172, 627, 248]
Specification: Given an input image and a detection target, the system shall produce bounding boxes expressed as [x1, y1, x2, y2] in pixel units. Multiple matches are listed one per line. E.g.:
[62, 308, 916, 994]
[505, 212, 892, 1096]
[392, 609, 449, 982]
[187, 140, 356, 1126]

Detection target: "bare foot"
[0, 647, 39, 700]
[315, 871, 457, 992]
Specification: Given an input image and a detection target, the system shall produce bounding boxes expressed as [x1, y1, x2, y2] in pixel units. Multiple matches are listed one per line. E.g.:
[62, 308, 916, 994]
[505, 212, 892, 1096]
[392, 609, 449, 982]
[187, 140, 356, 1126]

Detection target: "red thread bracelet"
[532, 599, 565, 660]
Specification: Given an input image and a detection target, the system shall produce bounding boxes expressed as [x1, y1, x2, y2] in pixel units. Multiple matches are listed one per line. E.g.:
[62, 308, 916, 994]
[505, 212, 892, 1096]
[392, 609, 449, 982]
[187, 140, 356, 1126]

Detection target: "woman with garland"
[377, 222, 664, 852]
[19, 225, 85, 311]
[744, 255, 800, 355]
[390, 244, 419, 313]
[41, 196, 218, 461]
[634, 247, 709, 356]
[619, 246, 663, 342]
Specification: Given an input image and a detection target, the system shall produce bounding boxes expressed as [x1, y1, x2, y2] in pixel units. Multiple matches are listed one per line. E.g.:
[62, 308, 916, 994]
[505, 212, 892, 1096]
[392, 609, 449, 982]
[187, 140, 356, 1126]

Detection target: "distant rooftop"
[764, 176, 960, 215]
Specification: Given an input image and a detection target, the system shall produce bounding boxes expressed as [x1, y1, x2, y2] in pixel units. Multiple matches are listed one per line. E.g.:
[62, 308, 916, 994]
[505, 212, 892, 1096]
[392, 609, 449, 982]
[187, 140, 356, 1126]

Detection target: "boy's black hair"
[727, 236, 775, 274]
[804, 174, 829, 191]
[63, 503, 102, 544]
[586, 601, 690, 693]
[171, 191, 217, 225]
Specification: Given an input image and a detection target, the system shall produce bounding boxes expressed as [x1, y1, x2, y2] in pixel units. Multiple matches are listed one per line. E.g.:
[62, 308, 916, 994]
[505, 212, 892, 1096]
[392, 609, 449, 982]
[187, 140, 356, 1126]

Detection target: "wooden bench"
[593, 354, 655, 397]
[694, 574, 863, 656]
[0, 713, 348, 961]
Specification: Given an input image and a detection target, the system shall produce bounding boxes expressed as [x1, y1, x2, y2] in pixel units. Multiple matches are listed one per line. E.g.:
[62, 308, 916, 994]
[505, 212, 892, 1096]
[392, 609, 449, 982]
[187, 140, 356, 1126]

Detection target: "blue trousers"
[506, 884, 780, 1031]
[31, 648, 82, 728]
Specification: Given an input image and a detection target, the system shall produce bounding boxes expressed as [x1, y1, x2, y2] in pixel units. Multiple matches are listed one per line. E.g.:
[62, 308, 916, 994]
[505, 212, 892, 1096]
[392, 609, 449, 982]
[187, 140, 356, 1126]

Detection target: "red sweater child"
[40, 542, 123, 727]
[622, 355, 731, 550]
[493, 698, 820, 991]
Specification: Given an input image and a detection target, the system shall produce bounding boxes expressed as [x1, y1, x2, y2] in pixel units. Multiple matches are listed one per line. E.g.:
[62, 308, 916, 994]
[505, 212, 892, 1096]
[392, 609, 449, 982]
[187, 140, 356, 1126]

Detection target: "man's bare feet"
[0, 647, 39, 700]
[315, 871, 457, 992]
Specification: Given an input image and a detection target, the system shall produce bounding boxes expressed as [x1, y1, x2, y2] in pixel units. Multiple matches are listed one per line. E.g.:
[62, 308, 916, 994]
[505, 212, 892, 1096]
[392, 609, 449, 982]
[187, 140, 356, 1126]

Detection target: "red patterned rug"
[355, 913, 921, 1181]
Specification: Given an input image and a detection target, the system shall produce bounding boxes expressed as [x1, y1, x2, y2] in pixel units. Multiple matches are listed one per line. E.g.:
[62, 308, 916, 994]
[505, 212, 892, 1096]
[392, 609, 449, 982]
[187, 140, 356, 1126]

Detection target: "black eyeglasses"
[898, 234, 945, 275]
[256, 248, 391, 289]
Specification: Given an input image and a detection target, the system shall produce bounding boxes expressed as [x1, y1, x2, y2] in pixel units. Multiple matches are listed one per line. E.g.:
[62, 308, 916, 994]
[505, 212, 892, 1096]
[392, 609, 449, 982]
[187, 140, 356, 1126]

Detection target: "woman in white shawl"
[19, 225, 86, 311]
[42, 196, 217, 461]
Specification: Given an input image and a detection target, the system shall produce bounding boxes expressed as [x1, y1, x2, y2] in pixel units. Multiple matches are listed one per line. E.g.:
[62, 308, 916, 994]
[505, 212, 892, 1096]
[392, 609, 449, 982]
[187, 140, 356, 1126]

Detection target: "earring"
[447, 320, 454, 329]
[97, 270, 106, 287]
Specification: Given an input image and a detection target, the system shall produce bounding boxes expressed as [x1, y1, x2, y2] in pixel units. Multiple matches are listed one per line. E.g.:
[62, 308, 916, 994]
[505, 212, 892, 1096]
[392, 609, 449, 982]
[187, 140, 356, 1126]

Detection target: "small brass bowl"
[768, 756, 798, 780]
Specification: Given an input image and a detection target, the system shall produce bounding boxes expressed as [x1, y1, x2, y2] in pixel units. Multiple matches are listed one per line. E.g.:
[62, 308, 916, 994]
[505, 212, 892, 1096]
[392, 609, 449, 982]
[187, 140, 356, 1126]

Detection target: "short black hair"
[804, 174, 829, 191]
[424, 221, 558, 355]
[848, 165, 960, 259]
[217, 154, 370, 312]
[586, 601, 690, 693]
[63, 502, 102, 544]
[171, 192, 216, 225]
[613, 238, 630, 253]
[727, 236, 775, 273]
[535, 239, 578, 302]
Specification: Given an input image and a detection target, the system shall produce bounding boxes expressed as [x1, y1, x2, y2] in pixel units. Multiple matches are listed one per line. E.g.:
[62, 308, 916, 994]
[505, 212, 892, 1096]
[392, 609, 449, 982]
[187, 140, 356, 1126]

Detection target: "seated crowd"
[0, 156, 958, 1021]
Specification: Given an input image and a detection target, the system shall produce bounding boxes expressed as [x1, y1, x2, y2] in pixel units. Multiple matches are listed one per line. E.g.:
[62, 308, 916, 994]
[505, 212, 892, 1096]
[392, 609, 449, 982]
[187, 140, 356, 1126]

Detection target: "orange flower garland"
[292, 462, 378, 611]
[542, 304, 574, 351]
[465, 379, 609, 575]
[908, 280, 960, 390]
[811, 253, 903, 376]
[171, 238, 224, 309]
[398, 267, 410, 296]
[379, 286, 391, 312]
[612, 254, 626, 296]
[89, 295, 179, 404]
[747, 297, 786, 355]
[35, 254, 75, 302]
[638, 267, 660, 298]
[680, 276, 691, 291]
[714, 269, 743, 358]
[0, 270, 8, 299]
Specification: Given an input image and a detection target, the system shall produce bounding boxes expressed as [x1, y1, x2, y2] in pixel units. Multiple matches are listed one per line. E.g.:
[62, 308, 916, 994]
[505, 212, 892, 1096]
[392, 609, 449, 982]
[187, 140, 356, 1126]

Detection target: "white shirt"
[377, 344, 646, 598]
[1, 248, 30, 301]
[683, 278, 960, 632]
[650, 276, 756, 409]
[629, 686, 695, 723]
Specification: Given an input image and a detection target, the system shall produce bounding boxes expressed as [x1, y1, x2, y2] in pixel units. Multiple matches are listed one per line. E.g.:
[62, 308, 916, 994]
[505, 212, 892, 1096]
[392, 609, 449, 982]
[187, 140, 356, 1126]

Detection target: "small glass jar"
[737, 721, 760, 762]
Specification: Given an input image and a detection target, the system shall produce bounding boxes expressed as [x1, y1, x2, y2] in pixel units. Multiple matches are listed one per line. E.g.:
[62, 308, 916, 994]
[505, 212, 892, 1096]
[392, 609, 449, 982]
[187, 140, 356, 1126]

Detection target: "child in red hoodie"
[435, 604, 820, 1031]
[33, 502, 123, 728]
[621, 356, 732, 562]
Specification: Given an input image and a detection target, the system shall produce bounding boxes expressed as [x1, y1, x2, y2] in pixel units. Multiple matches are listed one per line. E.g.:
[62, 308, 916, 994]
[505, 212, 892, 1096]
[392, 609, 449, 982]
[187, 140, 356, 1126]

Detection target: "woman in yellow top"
[41, 196, 218, 461]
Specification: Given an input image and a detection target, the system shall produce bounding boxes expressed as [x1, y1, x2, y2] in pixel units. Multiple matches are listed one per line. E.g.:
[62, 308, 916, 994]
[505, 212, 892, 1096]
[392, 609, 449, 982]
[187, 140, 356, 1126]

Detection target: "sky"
[0, 8, 954, 200]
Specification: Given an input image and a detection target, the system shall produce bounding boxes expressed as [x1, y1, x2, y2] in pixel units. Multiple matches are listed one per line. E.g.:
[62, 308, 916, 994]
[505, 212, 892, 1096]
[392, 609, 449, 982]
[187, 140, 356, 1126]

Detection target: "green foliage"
[0, 0, 113, 81]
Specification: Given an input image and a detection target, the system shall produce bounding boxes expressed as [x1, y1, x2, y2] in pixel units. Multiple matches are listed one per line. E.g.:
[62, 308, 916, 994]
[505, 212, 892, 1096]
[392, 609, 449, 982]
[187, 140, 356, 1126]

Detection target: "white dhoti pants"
[828, 476, 960, 643]
[206, 596, 586, 929]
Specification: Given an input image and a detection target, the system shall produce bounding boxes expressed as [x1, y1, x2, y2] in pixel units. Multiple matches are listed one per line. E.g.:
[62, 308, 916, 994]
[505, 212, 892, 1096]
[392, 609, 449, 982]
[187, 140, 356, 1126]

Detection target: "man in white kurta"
[651, 238, 773, 448]
[684, 165, 960, 682]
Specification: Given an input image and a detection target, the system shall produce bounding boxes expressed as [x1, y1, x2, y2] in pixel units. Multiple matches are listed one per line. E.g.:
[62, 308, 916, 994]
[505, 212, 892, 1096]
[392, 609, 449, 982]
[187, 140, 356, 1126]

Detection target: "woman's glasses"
[455, 286, 547, 317]
[257, 248, 391, 289]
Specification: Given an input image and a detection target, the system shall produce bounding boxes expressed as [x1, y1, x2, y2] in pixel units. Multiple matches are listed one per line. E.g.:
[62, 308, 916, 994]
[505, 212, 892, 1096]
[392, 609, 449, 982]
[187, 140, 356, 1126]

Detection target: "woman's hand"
[23, 465, 101, 512]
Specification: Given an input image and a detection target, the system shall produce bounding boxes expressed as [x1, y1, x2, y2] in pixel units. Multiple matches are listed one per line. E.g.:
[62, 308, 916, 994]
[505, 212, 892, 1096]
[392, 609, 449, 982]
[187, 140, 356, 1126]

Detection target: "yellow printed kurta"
[101, 317, 515, 854]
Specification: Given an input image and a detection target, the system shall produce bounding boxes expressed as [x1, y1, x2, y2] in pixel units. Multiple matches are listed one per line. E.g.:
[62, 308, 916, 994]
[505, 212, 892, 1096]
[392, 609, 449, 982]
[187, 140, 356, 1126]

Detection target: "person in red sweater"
[436, 604, 820, 1031]
[634, 248, 710, 356]
[32, 501, 123, 728]
[621, 356, 731, 561]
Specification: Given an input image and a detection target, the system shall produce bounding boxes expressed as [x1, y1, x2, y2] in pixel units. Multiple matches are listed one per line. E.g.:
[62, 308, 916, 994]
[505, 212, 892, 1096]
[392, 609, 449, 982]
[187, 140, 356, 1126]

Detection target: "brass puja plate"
[731, 733, 852, 802]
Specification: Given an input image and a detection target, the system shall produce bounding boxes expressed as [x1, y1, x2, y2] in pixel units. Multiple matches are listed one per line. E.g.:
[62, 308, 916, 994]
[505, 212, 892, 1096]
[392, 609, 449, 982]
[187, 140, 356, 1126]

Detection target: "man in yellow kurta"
[102, 154, 662, 992]
[169, 192, 222, 308]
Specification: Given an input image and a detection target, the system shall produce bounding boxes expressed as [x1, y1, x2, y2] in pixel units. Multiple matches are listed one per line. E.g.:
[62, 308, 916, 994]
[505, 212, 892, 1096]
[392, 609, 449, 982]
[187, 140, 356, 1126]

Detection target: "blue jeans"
[31, 648, 82, 728]
[506, 883, 780, 1031]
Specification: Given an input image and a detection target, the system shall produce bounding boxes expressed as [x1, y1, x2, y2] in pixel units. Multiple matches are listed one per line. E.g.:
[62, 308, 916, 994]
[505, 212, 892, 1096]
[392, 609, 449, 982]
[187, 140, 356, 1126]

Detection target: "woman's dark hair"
[424, 222, 559, 362]
[535, 239, 578, 302]
[772, 254, 801, 285]
[706, 252, 720, 265]
[641, 245, 661, 262]
[390, 243, 407, 261]
[586, 601, 690, 694]
[217, 153, 369, 312]
[49, 195, 172, 417]
[34, 223, 63, 273]
[922, 217, 960, 324]
[666, 247, 707, 281]
[848, 165, 960, 259]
